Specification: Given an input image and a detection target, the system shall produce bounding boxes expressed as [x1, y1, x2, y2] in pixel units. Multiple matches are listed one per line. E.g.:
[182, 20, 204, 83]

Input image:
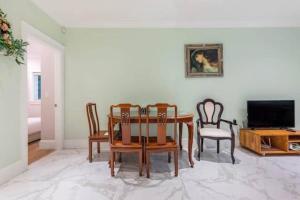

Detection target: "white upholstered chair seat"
[199, 128, 231, 138]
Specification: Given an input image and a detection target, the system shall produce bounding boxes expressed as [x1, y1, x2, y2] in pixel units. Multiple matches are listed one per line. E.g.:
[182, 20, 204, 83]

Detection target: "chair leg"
[97, 142, 100, 154]
[201, 138, 204, 152]
[110, 151, 115, 177]
[174, 149, 178, 177]
[118, 153, 122, 162]
[231, 137, 235, 164]
[146, 152, 150, 178]
[197, 133, 201, 159]
[89, 140, 92, 163]
[168, 152, 171, 163]
[217, 140, 220, 154]
[139, 150, 143, 176]
[143, 145, 146, 164]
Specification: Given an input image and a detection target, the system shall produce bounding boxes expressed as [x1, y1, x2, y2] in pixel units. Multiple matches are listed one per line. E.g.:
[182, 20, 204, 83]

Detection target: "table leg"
[179, 122, 183, 150]
[187, 122, 194, 167]
[107, 119, 111, 167]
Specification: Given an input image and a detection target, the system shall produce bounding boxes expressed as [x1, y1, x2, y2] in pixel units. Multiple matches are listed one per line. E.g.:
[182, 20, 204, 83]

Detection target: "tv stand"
[240, 129, 300, 156]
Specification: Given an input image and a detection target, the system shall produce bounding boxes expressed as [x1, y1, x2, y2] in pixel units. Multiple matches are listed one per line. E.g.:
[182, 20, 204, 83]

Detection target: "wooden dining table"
[107, 111, 195, 167]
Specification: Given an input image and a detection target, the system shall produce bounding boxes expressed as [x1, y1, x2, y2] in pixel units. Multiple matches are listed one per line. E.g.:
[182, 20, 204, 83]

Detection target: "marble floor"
[0, 145, 300, 200]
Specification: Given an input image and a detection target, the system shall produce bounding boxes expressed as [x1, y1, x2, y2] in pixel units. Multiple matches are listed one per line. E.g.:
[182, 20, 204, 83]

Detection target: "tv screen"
[247, 100, 295, 128]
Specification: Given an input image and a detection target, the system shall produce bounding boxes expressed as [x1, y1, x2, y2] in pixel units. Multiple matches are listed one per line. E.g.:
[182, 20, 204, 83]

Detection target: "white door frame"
[21, 22, 65, 167]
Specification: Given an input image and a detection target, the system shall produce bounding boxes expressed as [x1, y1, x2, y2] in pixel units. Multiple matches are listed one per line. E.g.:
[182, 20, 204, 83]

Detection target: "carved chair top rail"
[108, 111, 193, 119]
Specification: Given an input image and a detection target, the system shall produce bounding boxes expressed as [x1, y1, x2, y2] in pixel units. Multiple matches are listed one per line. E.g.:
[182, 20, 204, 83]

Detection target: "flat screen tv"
[247, 100, 295, 128]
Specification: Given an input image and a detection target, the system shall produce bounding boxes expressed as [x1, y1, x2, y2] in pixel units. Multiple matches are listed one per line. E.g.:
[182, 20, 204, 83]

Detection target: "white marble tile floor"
[0, 145, 299, 200]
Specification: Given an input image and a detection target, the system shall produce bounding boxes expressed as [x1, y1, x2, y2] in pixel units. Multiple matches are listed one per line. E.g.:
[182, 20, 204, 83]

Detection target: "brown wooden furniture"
[109, 104, 143, 177]
[240, 129, 300, 155]
[108, 109, 194, 167]
[196, 99, 237, 164]
[144, 103, 179, 178]
[86, 103, 109, 162]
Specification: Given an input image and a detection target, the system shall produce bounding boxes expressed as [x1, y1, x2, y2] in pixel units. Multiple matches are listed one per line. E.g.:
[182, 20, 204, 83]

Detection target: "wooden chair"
[86, 103, 109, 162]
[145, 103, 178, 178]
[109, 104, 143, 177]
[196, 99, 237, 164]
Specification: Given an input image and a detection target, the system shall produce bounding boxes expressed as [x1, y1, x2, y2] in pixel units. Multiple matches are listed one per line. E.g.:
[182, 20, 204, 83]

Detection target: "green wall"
[0, 0, 64, 169]
[65, 28, 300, 139]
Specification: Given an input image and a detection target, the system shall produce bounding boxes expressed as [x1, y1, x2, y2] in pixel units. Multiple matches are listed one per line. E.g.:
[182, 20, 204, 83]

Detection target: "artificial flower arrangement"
[0, 8, 28, 65]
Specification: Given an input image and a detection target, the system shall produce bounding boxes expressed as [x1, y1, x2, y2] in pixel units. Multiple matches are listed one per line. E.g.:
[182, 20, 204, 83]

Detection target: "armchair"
[196, 99, 237, 164]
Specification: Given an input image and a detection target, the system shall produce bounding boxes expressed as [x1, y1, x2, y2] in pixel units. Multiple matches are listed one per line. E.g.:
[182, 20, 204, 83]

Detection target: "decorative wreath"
[0, 8, 28, 65]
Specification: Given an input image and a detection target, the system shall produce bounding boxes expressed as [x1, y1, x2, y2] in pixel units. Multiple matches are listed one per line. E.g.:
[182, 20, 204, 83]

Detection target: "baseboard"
[0, 160, 26, 185]
[63, 139, 110, 151]
[39, 139, 56, 149]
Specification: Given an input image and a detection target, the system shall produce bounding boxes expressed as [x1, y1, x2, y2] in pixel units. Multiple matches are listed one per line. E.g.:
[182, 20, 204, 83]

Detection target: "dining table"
[107, 111, 195, 167]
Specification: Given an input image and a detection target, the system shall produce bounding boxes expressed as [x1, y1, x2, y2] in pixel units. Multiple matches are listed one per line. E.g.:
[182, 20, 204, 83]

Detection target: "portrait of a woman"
[185, 44, 223, 77]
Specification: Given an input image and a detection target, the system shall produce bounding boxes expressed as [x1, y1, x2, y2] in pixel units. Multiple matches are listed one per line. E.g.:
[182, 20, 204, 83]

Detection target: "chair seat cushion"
[199, 128, 231, 138]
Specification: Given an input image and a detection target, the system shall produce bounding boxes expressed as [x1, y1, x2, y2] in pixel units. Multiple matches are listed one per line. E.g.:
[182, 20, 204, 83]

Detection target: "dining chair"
[109, 104, 143, 177]
[86, 103, 109, 162]
[145, 103, 178, 178]
[196, 98, 237, 164]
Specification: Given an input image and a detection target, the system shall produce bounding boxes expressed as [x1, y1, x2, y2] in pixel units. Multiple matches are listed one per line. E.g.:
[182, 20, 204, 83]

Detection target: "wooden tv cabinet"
[240, 129, 300, 156]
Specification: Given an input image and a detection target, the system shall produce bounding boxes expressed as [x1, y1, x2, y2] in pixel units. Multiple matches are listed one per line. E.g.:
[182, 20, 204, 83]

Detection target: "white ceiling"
[31, 0, 300, 28]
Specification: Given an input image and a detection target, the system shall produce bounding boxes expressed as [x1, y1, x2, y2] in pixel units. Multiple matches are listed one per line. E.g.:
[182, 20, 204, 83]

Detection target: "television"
[247, 100, 295, 128]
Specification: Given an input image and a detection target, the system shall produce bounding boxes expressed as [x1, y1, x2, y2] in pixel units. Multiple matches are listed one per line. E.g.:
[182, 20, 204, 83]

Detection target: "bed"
[28, 117, 41, 143]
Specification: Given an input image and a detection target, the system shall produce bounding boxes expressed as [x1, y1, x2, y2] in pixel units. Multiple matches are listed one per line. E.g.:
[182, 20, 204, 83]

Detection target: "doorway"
[21, 22, 64, 166]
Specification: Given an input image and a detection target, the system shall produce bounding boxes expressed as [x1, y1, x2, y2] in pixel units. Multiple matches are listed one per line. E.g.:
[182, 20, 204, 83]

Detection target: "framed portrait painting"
[185, 44, 223, 77]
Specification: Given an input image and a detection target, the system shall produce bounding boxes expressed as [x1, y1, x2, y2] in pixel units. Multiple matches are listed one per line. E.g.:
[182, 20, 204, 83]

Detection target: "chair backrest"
[86, 103, 100, 136]
[146, 103, 177, 145]
[110, 104, 142, 145]
[196, 98, 224, 128]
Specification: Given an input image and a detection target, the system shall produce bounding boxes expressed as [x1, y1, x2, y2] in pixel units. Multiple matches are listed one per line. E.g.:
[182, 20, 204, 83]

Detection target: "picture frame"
[185, 44, 223, 77]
